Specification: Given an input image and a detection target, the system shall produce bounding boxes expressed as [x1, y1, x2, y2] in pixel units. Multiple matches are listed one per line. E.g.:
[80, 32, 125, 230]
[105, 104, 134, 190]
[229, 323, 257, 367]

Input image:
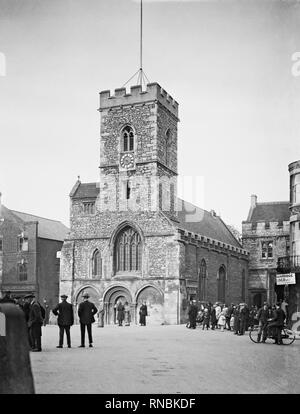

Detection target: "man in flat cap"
[27, 293, 43, 352]
[52, 294, 74, 348]
[78, 293, 98, 348]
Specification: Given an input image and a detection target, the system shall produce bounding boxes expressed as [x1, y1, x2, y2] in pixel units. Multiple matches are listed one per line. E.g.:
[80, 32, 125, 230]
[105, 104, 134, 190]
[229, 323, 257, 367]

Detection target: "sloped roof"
[71, 182, 99, 199]
[247, 202, 290, 223]
[10, 210, 69, 241]
[68, 182, 241, 248]
[175, 199, 242, 248]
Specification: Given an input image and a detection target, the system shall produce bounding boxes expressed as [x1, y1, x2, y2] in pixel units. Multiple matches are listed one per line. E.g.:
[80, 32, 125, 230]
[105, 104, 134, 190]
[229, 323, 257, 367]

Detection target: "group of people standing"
[4, 291, 150, 351]
[114, 300, 148, 327]
[187, 299, 288, 342]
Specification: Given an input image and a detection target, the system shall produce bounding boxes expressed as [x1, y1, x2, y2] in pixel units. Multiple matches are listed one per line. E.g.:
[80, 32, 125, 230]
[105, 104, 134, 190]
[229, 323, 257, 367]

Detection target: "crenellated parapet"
[177, 228, 250, 258]
[99, 82, 179, 118]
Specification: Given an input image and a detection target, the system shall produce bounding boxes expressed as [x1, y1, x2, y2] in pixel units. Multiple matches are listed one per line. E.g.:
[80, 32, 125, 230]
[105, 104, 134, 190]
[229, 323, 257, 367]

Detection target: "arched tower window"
[92, 250, 102, 278]
[115, 226, 142, 272]
[165, 129, 171, 166]
[198, 259, 207, 301]
[217, 266, 226, 303]
[122, 125, 134, 152]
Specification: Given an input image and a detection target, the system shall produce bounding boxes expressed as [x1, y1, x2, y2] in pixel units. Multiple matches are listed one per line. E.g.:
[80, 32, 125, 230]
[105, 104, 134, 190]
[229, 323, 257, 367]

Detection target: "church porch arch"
[135, 285, 164, 325]
[103, 285, 133, 325]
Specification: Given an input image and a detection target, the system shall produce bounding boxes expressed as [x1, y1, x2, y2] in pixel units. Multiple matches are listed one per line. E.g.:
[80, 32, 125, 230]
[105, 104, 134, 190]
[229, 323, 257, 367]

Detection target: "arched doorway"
[103, 286, 132, 325]
[217, 266, 226, 303]
[253, 293, 263, 308]
[136, 286, 164, 325]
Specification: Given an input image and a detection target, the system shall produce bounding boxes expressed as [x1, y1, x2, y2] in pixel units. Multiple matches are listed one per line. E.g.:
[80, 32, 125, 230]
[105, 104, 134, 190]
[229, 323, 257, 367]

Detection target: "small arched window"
[217, 266, 226, 303]
[92, 250, 102, 278]
[198, 259, 207, 301]
[165, 129, 171, 166]
[122, 125, 134, 152]
[115, 226, 142, 272]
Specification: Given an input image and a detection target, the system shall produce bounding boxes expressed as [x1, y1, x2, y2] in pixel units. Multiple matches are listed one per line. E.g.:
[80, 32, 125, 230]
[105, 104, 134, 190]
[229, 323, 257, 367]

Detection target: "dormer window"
[122, 125, 134, 152]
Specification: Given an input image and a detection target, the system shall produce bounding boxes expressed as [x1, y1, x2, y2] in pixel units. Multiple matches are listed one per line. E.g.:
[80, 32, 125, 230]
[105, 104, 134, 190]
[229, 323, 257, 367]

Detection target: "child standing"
[217, 310, 226, 332]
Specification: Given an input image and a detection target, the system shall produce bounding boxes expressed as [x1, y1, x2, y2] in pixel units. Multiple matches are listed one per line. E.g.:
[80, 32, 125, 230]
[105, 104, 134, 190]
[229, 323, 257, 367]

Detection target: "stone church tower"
[60, 83, 183, 324]
[60, 82, 249, 325]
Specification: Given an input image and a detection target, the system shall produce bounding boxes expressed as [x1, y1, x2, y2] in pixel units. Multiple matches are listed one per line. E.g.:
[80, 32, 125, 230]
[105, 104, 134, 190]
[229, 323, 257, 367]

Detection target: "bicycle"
[249, 323, 295, 345]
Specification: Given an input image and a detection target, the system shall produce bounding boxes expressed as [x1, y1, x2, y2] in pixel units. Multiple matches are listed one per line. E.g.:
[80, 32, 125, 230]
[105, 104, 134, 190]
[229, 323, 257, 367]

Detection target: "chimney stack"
[251, 194, 257, 208]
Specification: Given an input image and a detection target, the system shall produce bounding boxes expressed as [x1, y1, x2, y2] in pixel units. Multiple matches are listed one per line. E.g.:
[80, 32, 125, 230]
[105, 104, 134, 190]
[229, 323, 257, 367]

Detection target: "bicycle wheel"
[281, 328, 295, 345]
[249, 329, 260, 343]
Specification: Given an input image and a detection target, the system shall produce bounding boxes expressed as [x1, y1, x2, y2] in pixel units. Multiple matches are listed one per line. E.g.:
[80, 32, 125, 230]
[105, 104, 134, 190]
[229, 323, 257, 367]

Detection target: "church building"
[59, 82, 249, 325]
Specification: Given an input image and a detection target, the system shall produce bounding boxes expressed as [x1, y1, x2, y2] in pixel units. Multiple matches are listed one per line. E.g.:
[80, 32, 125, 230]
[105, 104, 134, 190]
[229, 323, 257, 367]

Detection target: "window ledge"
[114, 272, 142, 279]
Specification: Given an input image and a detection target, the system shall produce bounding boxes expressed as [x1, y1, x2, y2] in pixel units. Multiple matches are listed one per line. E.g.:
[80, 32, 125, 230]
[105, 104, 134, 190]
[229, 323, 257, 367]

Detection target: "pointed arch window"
[18, 261, 28, 281]
[198, 259, 207, 301]
[115, 226, 142, 272]
[217, 266, 226, 303]
[122, 125, 134, 152]
[165, 129, 171, 166]
[92, 250, 102, 278]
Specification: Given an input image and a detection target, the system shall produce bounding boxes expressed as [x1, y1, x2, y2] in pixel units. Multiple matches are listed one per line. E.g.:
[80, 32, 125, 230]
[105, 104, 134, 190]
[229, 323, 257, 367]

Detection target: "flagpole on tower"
[140, 0, 143, 86]
[123, 0, 149, 89]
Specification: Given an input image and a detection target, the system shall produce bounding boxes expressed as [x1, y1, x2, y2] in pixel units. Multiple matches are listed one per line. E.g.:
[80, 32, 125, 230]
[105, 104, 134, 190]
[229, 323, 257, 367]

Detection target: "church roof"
[69, 182, 241, 248]
[246, 202, 290, 223]
[10, 210, 69, 241]
[175, 199, 242, 248]
[71, 182, 99, 199]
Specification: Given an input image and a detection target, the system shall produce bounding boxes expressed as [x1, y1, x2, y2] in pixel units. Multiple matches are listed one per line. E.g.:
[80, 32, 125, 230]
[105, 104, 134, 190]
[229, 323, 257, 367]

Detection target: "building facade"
[60, 83, 249, 325]
[242, 195, 290, 308]
[277, 160, 300, 324]
[0, 194, 68, 308]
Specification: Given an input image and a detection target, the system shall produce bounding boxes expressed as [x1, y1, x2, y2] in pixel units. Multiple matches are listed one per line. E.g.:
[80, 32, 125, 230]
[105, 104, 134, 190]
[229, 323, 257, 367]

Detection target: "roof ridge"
[256, 201, 289, 205]
[177, 197, 214, 216]
[11, 210, 65, 224]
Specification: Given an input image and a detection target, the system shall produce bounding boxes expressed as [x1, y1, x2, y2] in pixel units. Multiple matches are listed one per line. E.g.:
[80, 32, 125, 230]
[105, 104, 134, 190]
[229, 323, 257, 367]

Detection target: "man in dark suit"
[52, 294, 74, 348]
[78, 293, 98, 348]
[27, 293, 43, 352]
[268, 303, 286, 345]
[257, 302, 269, 343]
[188, 300, 198, 329]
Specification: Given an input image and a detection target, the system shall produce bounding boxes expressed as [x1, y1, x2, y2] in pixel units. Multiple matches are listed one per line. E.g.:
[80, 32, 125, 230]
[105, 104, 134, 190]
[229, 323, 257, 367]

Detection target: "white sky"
[0, 0, 300, 231]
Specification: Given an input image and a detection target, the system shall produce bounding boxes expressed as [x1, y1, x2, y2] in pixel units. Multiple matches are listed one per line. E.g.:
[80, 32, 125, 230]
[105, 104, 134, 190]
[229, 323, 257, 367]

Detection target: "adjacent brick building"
[242, 195, 290, 308]
[0, 194, 69, 309]
[60, 82, 249, 325]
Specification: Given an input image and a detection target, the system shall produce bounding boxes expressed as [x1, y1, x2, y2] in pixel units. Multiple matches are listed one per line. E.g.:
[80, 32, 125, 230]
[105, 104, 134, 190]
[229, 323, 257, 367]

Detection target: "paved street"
[30, 324, 300, 394]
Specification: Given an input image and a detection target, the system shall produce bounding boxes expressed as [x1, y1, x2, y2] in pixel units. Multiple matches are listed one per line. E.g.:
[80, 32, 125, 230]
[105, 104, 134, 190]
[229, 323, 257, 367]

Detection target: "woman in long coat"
[124, 301, 131, 326]
[233, 305, 240, 334]
[139, 301, 148, 326]
[116, 301, 125, 326]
